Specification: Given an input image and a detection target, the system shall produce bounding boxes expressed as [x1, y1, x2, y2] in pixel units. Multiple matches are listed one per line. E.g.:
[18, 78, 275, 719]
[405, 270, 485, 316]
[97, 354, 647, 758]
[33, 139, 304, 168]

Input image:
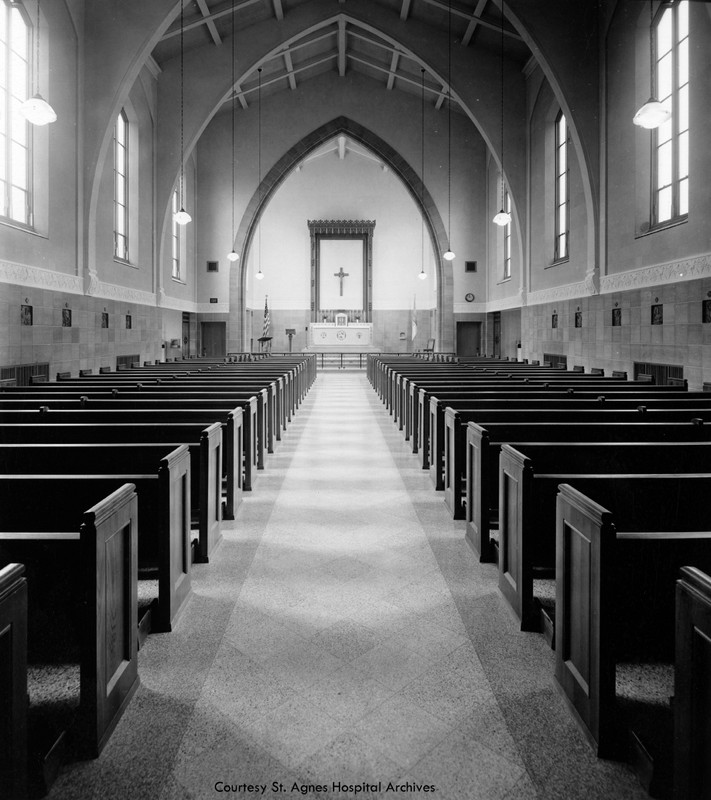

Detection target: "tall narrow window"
[503, 187, 512, 279]
[114, 109, 129, 260]
[0, 1, 31, 225]
[653, 1, 688, 225]
[554, 111, 569, 261]
[171, 189, 181, 279]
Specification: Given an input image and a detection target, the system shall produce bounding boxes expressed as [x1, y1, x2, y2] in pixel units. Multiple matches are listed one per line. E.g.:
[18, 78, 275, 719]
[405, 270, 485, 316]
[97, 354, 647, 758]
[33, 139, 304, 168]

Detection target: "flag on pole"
[411, 294, 418, 342]
[262, 295, 270, 338]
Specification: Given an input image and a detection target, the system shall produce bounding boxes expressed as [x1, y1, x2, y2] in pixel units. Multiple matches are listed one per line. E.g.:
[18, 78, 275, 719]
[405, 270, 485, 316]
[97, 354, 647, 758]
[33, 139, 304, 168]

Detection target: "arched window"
[503, 187, 512, 280]
[554, 110, 569, 262]
[114, 109, 129, 261]
[652, 0, 688, 226]
[0, 0, 31, 225]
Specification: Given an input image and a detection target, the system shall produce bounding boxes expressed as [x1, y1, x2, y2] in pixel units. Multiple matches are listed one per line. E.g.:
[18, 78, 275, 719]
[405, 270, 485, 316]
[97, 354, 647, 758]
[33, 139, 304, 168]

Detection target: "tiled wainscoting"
[520, 276, 711, 389]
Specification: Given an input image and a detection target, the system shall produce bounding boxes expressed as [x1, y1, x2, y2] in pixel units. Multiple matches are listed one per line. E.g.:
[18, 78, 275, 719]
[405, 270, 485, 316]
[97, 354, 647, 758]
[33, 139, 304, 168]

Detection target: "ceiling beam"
[161, 0, 261, 40]
[235, 84, 248, 109]
[337, 18, 347, 77]
[386, 51, 400, 91]
[462, 0, 487, 46]
[347, 53, 454, 103]
[434, 87, 447, 111]
[400, 0, 412, 21]
[196, 0, 222, 46]
[283, 49, 297, 90]
[272, 0, 284, 21]
[229, 53, 338, 100]
[420, 0, 522, 40]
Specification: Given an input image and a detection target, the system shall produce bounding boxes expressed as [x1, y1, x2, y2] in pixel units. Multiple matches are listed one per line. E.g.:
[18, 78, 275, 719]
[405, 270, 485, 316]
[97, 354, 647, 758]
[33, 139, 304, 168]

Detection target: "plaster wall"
[604, 2, 711, 274]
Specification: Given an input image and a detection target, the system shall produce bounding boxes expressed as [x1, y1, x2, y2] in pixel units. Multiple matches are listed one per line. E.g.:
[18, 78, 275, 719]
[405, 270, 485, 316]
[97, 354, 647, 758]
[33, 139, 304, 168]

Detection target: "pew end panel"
[0, 563, 28, 800]
[78, 483, 140, 758]
[156, 445, 192, 633]
[195, 423, 223, 563]
[554, 484, 618, 757]
[555, 482, 711, 767]
[498, 445, 543, 631]
[465, 423, 497, 563]
[674, 566, 711, 800]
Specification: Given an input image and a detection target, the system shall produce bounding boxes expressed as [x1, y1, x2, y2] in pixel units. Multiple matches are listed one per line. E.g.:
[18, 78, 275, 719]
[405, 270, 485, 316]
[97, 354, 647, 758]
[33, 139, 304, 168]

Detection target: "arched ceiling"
[150, 0, 531, 113]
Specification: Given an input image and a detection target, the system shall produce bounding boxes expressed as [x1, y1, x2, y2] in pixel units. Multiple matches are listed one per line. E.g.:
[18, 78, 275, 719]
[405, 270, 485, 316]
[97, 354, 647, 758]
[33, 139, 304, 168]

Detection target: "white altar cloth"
[308, 322, 373, 349]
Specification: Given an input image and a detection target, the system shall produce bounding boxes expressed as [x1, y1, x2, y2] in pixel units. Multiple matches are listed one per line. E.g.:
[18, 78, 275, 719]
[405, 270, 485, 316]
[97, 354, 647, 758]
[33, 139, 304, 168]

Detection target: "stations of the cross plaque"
[334, 267, 349, 296]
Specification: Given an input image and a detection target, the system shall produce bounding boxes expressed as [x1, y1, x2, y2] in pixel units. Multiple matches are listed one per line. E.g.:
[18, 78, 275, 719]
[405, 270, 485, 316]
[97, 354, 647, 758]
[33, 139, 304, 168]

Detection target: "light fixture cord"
[180, 0, 185, 209]
[258, 67, 262, 271]
[649, 0, 655, 97]
[421, 68, 425, 271]
[231, 0, 236, 247]
[500, 0, 505, 210]
[447, 0, 452, 249]
[35, 0, 40, 95]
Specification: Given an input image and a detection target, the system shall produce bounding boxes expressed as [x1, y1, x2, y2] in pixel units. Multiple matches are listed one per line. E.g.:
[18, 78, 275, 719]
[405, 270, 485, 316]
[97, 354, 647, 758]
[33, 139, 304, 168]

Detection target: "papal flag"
[262, 295, 270, 338]
[411, 294, 417, 341]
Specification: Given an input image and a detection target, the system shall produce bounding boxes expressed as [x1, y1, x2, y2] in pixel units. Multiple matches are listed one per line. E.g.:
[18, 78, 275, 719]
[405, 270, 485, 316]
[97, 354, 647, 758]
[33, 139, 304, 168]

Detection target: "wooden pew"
[554, 482, 711, 786]
[421, 387, 708, 473]
[0, 391, 267, 475]
[499, 443, 711, 631]
[0, 446, 191, 635]
[0, 563, 27, 800]
[0, 419, 243, 520]
[0, 432, 221, 564]
[674, 566, 711, 800]
[0, 484, 140, 791]
[465, 419, 711, 562]
[429, 403, 711, 491]
[0, 401, 253, 494]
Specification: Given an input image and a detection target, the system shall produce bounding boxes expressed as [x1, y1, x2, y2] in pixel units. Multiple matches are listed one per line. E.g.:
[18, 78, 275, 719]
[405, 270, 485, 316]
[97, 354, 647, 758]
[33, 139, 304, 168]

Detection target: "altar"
[308, 322, 374, 350]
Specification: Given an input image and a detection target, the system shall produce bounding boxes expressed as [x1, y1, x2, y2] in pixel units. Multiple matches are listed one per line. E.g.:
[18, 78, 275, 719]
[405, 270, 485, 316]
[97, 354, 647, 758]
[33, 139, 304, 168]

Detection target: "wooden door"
[201, 322, 226, 358]
[456, 322, 481, 356]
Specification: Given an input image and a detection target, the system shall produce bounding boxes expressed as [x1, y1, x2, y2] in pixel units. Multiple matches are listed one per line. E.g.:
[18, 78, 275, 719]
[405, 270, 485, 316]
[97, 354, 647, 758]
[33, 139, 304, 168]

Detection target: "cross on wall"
[333, 267, 349, 296]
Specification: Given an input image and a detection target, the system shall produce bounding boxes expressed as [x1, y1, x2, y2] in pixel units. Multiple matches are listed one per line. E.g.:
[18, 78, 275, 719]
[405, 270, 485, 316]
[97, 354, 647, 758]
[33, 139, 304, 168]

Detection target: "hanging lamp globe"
[493, 208, 512, 227]
[255, 268, 264, 280]
[227, 250, 240, 262]
[174, 207, 192, 225]
[418, 267, 427, 280]
[443, 249, 455, 261]
[632, 97, 672, 129]
[20, 93, 56, 126]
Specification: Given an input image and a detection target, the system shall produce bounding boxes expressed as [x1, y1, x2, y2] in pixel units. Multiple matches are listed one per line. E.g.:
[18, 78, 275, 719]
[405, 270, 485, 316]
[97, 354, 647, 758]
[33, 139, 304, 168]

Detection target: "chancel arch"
[229, 117, 452, 354]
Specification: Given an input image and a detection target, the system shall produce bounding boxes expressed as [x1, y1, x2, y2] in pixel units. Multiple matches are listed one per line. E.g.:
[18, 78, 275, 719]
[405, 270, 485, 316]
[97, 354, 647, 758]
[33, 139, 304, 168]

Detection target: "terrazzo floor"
[49, 371, 648, 800]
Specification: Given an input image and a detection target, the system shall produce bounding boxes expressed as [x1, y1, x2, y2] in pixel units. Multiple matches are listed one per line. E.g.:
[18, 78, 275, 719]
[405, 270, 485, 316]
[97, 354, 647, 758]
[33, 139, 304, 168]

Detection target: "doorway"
[456, 321, 482, 357]
[182, 312, 191, 358]
[201, 322, 227, 358]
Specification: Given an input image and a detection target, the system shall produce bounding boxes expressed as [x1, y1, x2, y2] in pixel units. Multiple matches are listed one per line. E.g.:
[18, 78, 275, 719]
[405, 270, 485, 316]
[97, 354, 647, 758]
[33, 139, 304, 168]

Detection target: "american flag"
[262, 295, 270, 338]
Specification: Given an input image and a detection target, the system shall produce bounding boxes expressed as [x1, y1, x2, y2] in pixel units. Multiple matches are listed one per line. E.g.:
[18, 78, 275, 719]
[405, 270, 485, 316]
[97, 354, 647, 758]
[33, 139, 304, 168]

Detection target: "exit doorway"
[456, 321, 482, 357]
[201, 322, 226, 358]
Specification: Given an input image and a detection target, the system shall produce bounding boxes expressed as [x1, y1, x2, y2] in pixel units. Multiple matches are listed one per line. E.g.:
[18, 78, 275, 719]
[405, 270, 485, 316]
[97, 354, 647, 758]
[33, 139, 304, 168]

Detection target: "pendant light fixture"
[493, 0, 511, 227]
[173, 1, 192, 226]
[255, 67, 264, 280]
[633, 0, 671, 129]
[418, 68, 427, 281]
[20, 0, 56, 126]
[442, 0, 455, 262]
[226, 0, 239, 262]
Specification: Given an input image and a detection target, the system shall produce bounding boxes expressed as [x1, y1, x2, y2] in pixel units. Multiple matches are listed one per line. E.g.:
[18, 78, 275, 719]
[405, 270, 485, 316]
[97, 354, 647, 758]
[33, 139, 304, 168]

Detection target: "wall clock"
[465, 293, 475, 302]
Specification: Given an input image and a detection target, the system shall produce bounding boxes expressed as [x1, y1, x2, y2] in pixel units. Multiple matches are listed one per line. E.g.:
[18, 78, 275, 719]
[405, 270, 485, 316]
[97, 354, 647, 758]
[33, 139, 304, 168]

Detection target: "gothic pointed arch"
[228, 116, 454, 352]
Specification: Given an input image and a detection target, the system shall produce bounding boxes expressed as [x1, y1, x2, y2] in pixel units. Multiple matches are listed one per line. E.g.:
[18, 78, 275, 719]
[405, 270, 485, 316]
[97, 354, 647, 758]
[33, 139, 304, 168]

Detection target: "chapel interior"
[1, 0, 711, 798]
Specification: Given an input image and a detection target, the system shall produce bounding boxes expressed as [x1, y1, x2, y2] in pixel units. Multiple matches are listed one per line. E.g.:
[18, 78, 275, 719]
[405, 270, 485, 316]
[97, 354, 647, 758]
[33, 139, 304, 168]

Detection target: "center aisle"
[49, 371, 649, 800]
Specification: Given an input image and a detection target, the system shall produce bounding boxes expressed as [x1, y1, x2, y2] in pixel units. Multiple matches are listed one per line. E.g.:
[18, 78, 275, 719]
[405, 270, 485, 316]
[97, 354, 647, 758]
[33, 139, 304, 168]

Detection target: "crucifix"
[333, 267, 349, 296]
